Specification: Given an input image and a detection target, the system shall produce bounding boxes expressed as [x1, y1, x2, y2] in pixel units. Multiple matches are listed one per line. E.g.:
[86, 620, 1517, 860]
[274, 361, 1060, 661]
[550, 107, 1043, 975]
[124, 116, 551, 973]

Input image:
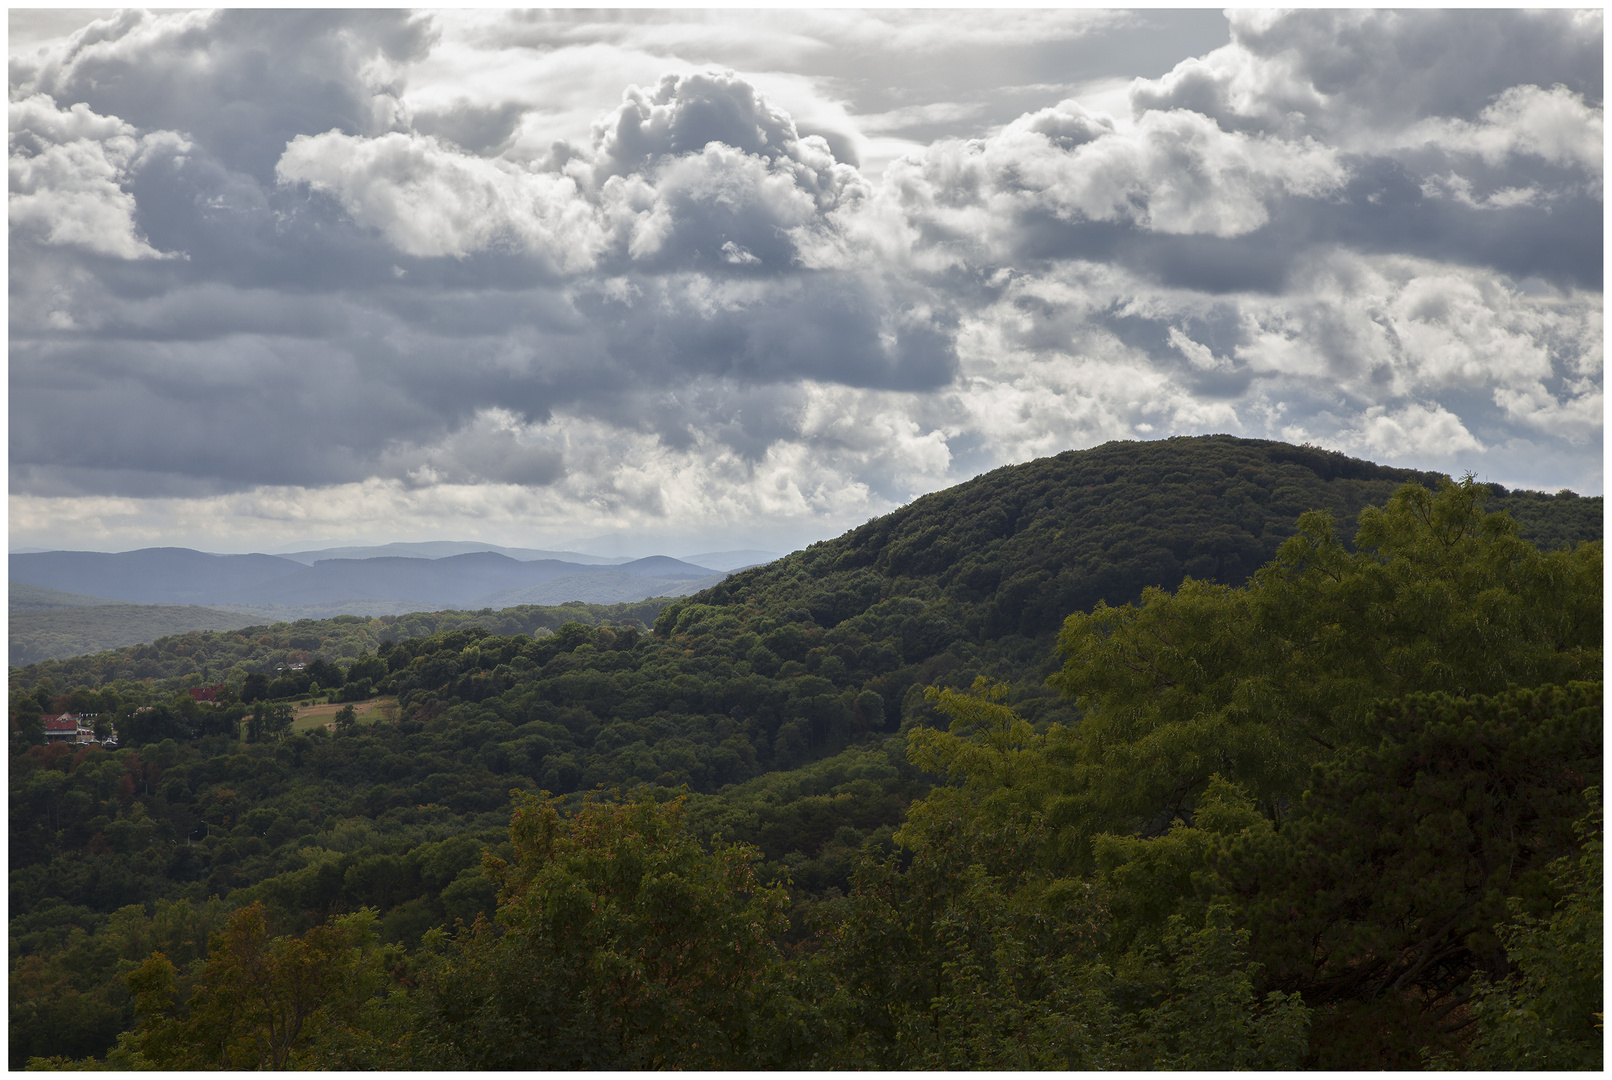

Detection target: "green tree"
[1443, 790, 1603, 1070]
[247, 703, 293, 743]
[241, 672, 270, 703]
[1113, 904, 1309, 1070]
[898, 679, 1078, 879]
[11, 691, 45, 747]
[305, 659, 343, 693]
[1216, 683, 1601, 1067]
[1048, 477, 1601, 860]
[810, 809, 1116, 1069]
[411, 790, 791, 1069]
[807, 680, 1307, 1071]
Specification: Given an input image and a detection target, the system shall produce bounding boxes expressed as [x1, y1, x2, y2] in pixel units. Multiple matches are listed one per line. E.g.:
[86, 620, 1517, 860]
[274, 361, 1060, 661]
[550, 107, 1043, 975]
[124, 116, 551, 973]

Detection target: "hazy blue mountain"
[276, 541, 632, 565]
[206, 600, 472, 621]
[9, 548, 307, 605]
[238, 553, 567, 607]
[610, 556, 723, 577]
[675, 549, 780, 571]
[11, 548, 728, 616]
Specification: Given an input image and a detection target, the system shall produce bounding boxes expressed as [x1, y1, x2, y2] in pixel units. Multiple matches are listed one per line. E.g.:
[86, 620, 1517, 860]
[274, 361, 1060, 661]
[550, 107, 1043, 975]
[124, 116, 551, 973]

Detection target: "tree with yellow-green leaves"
[109, 902, 404, 1069]
[408, 790, 793, 1070]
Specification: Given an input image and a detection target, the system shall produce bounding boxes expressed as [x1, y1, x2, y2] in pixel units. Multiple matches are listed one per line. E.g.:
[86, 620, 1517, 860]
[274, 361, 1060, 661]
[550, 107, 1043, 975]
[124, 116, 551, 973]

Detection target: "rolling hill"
[672, 435, 1600, 643]
[9, 584, 122, 612]
[9, 604, 259, 666]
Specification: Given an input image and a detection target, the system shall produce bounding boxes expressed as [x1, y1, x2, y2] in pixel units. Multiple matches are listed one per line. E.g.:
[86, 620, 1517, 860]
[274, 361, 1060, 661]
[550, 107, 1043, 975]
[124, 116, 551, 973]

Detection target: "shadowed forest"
[10, 436, 1602, 1070]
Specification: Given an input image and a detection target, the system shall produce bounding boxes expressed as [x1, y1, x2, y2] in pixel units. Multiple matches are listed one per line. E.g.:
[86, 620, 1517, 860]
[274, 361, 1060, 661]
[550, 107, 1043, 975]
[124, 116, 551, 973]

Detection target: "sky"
[8, 8, 1604, 557]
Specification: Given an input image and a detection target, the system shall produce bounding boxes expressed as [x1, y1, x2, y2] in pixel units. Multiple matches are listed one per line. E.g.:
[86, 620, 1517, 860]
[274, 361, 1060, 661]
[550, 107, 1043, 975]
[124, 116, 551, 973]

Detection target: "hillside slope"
[679, 435, 1599, 643]
[9, 584, 122, 612]
[9, 605, 258, 665]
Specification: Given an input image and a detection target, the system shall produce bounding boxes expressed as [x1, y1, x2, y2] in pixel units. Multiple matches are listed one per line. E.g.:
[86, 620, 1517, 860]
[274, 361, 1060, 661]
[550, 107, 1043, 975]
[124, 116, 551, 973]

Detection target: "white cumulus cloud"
[1399, 84, 1603, 174]
[276, 129, 603, 267]
[8, 94, 187, 259]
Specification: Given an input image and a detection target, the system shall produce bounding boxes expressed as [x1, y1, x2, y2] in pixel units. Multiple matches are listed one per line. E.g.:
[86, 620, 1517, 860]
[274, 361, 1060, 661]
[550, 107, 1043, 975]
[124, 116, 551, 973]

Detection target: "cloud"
[274, 70, 871, 278]
[380, 408, 566, 488]
[1017, 105, 1346, 237]
[1398, 84, 1603, 174]
[5, 10, 1602, 555]
[1131, 9, 1602, 146]
[848, 97, 1351, 302]
[277, 129, 603, 266]
[853, 101, 988, 135]
[10, 9, 436, 178]
[8, 94, 188, 259]
[1167, 326, 1230, 372]
[589, 69, 803, 178]
[1317, 402, 1486, 465]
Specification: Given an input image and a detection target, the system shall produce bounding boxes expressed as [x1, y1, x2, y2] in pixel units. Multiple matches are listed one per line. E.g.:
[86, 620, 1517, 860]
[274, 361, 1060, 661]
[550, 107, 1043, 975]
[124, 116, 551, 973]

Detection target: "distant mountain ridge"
[9, 547, 734, 615]
[272, 543, 780, 572]
[11, 548, 307, 606]
[275, 541, 631, 566]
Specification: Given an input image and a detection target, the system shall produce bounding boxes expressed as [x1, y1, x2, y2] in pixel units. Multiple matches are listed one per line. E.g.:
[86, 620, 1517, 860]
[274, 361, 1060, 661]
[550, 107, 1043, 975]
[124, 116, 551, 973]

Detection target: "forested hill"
[669, 434, 1599, 642]
[9, 437, 1603, 1071]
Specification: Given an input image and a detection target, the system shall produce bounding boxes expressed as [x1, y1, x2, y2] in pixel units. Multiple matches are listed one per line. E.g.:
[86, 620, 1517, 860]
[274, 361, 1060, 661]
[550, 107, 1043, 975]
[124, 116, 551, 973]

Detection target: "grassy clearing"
[289, 696, 398, 733]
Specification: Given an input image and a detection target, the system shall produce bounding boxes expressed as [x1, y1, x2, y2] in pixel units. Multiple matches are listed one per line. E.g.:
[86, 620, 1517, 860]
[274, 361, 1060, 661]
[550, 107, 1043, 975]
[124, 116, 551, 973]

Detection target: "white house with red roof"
[40, 714, 102, 744]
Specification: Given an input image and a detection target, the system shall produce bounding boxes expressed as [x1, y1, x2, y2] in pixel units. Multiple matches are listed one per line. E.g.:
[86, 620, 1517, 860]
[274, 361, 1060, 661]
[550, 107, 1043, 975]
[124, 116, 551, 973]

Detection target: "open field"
[289, 696, 398, 733]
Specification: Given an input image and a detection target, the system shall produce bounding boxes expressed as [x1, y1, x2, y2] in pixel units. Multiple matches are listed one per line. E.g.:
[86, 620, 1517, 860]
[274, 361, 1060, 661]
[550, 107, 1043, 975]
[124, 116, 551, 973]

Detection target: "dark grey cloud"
[1315, 159, 1602, 292]
[486, 9, 1230, 121]
[13, 58, 960, 498]
[1010, 164, 1601, 296]
[15, 9, 435, 179]
[594, 274, 957, 390]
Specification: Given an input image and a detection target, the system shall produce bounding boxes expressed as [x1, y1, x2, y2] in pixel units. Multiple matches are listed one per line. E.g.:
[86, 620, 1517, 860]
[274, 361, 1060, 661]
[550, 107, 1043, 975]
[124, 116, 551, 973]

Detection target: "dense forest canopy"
[10, 437, 1602, 1070]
